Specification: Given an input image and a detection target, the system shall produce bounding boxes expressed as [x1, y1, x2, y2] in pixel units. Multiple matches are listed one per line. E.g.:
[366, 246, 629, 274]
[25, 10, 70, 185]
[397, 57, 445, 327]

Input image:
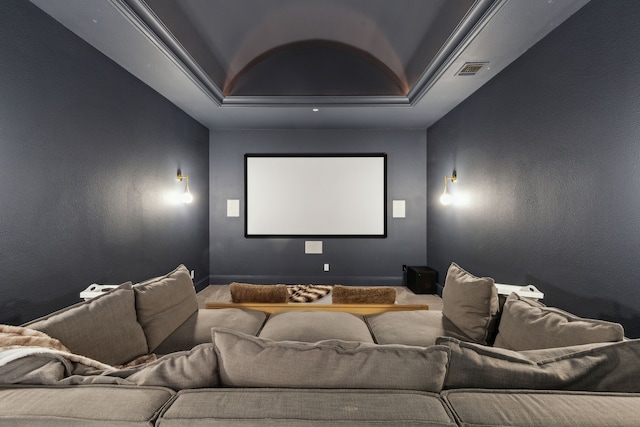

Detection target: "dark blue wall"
[209, 129, 427, 285]
[427, 0, 640, 337]
[0, 1, 210, 324]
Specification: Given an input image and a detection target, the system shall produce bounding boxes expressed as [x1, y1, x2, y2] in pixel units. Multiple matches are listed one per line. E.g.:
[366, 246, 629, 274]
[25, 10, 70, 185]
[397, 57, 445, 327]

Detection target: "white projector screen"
[245, 153, 387, 237]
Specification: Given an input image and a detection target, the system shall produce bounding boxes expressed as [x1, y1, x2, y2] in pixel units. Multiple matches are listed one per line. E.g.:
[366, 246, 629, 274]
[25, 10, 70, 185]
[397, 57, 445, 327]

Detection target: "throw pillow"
[24, 282, 148, 366]
[229, 282, 289, 303]
[134, 265, 198, 352]
[332, 285, 396, 304]
[493, 293, 625, 350]
[212, 328, 450, 392]
[437, 336, 640, 392]
[441, 262, 499, 344]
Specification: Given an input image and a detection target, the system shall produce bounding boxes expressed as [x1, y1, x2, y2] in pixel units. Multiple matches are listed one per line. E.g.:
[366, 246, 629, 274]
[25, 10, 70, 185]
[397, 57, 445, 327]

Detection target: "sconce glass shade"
[177, 171, 193, 204]
[440, 172, 456, 205]
[182, 187, 193, 204]
[440, 191, 452, 205]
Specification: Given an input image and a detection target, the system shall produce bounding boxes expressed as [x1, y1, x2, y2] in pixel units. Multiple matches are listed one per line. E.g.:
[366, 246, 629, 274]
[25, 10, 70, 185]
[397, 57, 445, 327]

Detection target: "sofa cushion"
[212, 328, 450, 392]
[441, 262, 499, 344]
[134, 265, 198, 352]
[332, 285, 396, 304]
[494, 293, 625, 350]
[160, 389, 458, 426]
[153, 308, 267, 354]
[258, 310, 374, 343]
[442, 389, 640, 427]
[24, 283, 148, 366]
[366, 310, 469, 346]
[229, 282, 289, 303]
[113, 343, 218, 391]
[437, 336, 640, 392]
[0, 385, 174, 426]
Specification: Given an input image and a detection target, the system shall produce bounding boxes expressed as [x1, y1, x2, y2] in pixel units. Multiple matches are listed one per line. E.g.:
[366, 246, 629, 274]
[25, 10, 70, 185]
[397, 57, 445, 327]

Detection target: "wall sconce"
[177, 170, 193, 203]
[440, 171, 457, 205]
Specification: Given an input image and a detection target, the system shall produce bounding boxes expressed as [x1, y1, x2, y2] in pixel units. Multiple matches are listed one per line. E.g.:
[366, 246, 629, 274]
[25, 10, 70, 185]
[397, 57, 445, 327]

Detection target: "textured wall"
[210, 129, 427, 285]
[0, 1, 209, 324]
[427, 0, 640, 337]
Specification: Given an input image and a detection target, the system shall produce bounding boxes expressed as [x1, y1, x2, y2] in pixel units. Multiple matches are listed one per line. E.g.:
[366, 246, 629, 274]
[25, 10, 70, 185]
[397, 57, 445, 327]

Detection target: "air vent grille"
[457, 62, 487, 76]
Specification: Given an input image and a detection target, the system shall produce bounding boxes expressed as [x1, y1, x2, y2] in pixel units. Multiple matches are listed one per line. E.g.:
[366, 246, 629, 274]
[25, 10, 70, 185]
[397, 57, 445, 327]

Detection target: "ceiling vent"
[456, 62, 488, 76]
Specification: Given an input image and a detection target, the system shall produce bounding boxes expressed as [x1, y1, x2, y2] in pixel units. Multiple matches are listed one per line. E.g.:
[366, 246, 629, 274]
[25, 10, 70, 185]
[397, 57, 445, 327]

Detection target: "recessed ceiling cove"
[132, 0, 480, 101]
[30, 0, 592, 128]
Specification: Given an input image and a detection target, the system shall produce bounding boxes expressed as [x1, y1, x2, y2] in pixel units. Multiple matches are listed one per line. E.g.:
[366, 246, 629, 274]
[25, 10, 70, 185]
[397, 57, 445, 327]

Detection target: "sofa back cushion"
[494, 293, 625, 350]
[24, 282, 148, 365]
[258, 311, 374, 343]
[134, 265, 198, 352]
[437, 336, 640, 392]
[367, 310, 469, 347]
[117, 342, 219, 390]
[213, 328, 450, 392]
[442, 262, 499, 345]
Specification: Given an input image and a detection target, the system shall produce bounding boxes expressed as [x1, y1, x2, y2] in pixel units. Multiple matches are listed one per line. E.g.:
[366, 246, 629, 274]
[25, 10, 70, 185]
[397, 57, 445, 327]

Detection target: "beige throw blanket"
[0, 324, 114, 372]
[0, 324, 69, 352]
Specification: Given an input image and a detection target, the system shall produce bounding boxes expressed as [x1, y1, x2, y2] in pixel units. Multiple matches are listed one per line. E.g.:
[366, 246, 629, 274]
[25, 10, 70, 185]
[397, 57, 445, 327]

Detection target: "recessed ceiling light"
[312, 108, 319, 112]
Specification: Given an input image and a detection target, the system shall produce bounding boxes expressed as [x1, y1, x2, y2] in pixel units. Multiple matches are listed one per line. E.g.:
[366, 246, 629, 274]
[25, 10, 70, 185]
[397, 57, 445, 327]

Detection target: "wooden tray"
[205, 302, 428, 315]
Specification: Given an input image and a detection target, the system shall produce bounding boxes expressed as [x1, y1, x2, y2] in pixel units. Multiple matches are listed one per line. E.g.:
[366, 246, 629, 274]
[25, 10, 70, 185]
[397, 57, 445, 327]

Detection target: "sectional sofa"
[1, 263, 639, 426]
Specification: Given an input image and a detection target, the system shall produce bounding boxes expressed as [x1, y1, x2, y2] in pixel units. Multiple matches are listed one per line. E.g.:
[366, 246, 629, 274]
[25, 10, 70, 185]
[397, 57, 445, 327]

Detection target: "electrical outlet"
[323, 263, 330, 272]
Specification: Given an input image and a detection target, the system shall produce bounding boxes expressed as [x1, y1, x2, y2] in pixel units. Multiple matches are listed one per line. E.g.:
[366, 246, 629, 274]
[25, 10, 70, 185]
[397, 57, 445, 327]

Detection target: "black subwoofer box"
[406, 266, 438, 294]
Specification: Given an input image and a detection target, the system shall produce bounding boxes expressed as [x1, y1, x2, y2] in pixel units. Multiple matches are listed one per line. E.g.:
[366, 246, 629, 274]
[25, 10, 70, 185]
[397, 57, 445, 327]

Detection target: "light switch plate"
[392, 200, 406, 218]
[227, 199, 240, 217]
[305, 241, 323, 254]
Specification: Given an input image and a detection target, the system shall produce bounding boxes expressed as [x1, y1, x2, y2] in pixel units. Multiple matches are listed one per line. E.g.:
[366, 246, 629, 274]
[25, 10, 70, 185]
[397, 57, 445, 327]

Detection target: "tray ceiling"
[30, 0, 591, 129]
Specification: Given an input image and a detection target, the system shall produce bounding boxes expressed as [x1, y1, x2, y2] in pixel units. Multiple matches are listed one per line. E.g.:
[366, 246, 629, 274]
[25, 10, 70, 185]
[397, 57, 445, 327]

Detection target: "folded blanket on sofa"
[0, 342, 217, 391]
[0, 324, 69, 352]
[287, 285, 332, 302]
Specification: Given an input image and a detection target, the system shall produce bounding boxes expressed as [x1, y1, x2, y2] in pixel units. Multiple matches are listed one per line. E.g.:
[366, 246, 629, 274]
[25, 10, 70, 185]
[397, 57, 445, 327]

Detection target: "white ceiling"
[30, 0, 590, 130]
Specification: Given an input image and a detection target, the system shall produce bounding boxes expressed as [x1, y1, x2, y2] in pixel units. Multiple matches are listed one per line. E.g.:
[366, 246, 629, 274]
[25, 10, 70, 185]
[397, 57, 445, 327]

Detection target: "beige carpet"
[197, 284, 442, 310]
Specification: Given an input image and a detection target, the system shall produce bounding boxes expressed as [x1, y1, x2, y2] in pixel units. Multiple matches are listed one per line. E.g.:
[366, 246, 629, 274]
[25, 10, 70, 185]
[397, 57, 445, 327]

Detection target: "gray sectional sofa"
[1, 263, 639, 426]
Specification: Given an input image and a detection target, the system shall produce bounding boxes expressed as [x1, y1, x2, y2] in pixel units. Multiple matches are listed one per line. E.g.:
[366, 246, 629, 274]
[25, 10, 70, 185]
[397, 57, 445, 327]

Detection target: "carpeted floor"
[197, 284, 443, 310]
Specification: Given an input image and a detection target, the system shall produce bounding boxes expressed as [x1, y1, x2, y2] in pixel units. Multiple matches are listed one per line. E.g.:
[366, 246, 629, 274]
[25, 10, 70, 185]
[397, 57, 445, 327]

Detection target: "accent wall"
[0, 1, 210, 325]
[427, 0, 640, 337]
[209, 129, 427, 286]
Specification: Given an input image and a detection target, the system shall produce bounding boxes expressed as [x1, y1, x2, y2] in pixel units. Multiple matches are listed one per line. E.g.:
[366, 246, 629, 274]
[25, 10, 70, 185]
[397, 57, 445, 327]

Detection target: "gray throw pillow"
[134, 265, 198, 352]
[213, 328, 450, 392]
[494, 293, 624, 350]
[24, 283, 148, 366]
[441, 262, 499, 344]
[437, 336, 640, 392]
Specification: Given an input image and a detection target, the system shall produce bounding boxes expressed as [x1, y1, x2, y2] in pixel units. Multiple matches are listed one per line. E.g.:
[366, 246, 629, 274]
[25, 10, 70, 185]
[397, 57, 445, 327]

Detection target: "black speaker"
[406, 266, 438, 294]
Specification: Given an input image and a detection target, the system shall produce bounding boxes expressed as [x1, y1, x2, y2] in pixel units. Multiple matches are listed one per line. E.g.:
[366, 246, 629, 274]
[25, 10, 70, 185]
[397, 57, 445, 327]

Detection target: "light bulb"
[182, 192, 193, 204]
[440, 193, 452, 205]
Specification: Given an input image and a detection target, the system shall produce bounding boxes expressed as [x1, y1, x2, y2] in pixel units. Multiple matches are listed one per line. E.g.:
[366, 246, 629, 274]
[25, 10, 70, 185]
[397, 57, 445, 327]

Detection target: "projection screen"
[245, 153, 387, 237]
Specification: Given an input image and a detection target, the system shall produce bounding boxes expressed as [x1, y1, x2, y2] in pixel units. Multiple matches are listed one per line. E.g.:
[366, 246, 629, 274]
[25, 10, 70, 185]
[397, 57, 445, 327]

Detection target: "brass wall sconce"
[440, 171, 457, 205]
[177, 170, 193, 203]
